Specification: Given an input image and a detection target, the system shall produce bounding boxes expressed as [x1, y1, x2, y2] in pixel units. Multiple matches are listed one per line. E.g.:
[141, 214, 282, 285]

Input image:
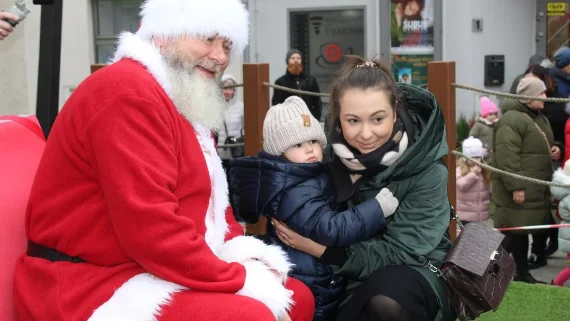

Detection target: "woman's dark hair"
[329, 55, 399, 130]
[524, 64, 556, 94]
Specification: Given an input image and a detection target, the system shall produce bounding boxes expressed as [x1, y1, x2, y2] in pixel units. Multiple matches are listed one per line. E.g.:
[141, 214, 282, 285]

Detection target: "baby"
[230, 96, 398, 321]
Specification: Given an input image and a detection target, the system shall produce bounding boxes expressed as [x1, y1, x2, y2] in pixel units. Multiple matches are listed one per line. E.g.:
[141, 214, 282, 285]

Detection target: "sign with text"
[391, 53, 434, 86]
[391, 0, 434, 48]
[547, 2, 566, 16]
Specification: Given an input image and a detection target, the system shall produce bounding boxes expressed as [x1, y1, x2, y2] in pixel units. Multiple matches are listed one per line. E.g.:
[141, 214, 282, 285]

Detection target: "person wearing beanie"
[230, 96, 399, 321]
[12, 1, 317, 321]
[493, 76, 559, 284]
[549, 159, 570, 286]
[272, 49, 323, 121]
[456, 137, 491, 227]
[469, 96, 499, 164]
[550, 46, 570, 97]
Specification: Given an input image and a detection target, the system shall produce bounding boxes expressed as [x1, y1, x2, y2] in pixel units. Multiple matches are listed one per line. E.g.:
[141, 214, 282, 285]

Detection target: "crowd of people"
[457, 50, 570, 287]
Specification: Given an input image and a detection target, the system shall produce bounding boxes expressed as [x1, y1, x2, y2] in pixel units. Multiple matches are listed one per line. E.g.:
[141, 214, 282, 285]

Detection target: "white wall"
[442, 0, 536, 119]
[0, 0, 94, 117]
[249, 0, 380, 95]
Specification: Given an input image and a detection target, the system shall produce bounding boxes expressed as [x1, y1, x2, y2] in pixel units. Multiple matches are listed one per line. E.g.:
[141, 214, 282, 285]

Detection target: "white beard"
[163, 54, 228, 132]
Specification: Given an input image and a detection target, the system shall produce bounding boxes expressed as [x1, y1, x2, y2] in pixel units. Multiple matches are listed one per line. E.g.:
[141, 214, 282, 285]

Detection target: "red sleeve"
[224, 207, 244, 241]
[84, 95, 245, 292]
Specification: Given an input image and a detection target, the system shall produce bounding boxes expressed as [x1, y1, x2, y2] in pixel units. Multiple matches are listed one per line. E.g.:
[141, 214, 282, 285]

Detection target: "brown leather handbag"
[425, 208, 516, 321]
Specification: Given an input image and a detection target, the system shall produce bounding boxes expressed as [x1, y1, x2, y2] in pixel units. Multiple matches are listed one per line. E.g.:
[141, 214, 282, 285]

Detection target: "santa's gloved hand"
[375, 188, 399, 218]
[238, 259, 293, 321]
[218, 235, 293, 283]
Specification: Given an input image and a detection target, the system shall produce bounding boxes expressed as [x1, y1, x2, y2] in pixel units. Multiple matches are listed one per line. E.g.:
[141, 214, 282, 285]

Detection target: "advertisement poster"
[391, 53, 433, 86]
[290, 9, 365, 93]
[390, 0, 434, 48]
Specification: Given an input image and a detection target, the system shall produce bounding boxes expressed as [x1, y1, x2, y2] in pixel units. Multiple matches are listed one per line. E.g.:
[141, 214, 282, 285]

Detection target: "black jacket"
[230, 152, 386, 321]
[272, 71, 323, 120]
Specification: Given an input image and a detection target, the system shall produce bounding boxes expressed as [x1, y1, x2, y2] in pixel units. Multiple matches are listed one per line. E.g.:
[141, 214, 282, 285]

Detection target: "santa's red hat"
[136, 0, 249, 57]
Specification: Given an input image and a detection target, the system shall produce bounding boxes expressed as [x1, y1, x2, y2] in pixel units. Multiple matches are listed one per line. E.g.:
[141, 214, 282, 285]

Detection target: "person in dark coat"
[231, 96, 399, 321]
[272, 49, 323, 120]
[510, 54, 545, 94]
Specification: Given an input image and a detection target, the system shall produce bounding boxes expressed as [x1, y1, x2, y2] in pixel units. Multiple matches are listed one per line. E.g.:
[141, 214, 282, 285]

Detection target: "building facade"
[0, 0, 558, 120]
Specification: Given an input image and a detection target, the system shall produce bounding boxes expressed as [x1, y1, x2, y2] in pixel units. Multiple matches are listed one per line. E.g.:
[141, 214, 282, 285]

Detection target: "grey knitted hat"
[263, 96, 327, 156]
[286, 49, 302, 63]
[516, 77, 546, 104]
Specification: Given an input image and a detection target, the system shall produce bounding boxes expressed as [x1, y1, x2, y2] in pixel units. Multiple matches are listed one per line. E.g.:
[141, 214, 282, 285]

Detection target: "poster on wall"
[290, 9, 365, 94]
[391, 52, 433, 86]
[390, 0, 434, 48]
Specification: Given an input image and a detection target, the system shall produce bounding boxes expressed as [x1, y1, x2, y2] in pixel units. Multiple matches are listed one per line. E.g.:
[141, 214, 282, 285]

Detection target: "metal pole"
[35, 0, 63, 138]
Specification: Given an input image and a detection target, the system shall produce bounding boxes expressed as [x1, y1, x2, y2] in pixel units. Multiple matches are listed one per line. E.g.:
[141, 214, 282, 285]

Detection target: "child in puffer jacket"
[456, 137, 491, 226]
[549, 159, 570, 286]
[230, 96, 399, 321]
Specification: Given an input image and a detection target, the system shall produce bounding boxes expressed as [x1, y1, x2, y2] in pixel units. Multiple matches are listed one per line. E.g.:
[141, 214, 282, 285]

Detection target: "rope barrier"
[218, 143, 245, 148]
[452, 83, 570, 103]
[222, 83, 243, 89]
[494, 223, 570, 232]
[452, 150, 570, 188]
[262, 82, 330, 97]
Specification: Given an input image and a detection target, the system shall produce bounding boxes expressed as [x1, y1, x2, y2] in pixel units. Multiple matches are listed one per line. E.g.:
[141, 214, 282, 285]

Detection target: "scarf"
[330, 108, 415, 177]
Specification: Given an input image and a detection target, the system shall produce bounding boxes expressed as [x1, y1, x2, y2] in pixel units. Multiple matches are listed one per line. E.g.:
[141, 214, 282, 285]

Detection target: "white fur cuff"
[238, 260, 293, 320]
[218, 235, 293, 282]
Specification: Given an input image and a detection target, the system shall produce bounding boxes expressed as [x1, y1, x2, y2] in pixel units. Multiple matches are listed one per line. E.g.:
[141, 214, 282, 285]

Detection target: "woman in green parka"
[492, 76, 561, 284]
[272, 56, 455, 321]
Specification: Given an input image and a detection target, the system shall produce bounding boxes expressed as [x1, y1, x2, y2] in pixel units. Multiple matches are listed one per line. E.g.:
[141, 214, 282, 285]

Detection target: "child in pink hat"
[469, 96, 499, 164]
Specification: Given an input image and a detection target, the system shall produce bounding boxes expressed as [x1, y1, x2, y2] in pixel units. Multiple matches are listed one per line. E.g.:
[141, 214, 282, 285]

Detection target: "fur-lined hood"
[550, 168, 570, 200]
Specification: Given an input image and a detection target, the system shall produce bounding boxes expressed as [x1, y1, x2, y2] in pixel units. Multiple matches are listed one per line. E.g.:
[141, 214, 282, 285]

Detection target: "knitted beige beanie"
[516, 77, 546, 104]
[263, 96, 327, 156]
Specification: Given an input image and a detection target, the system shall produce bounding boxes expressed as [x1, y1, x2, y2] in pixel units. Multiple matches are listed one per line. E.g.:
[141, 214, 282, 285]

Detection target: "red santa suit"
[13, 1, 315, 320]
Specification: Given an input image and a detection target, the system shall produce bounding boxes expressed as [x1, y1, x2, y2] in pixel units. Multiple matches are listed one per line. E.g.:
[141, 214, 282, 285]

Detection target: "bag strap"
[0, 115, 45, 141]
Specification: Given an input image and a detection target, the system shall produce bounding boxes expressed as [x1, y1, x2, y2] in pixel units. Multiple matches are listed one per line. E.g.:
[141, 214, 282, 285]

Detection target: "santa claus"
[12, 0, 315, 321]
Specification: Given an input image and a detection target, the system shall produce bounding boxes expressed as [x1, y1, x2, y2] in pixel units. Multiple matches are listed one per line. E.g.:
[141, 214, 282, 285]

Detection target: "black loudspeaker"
[33, 0, 55, 5]
[484, 55, 505, 87]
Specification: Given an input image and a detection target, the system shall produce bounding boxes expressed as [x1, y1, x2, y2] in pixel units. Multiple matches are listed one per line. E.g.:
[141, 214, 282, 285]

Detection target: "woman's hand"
[513, 190, 525, 205]
[551, 146, 561, 161]
[272, 219, 326, 258]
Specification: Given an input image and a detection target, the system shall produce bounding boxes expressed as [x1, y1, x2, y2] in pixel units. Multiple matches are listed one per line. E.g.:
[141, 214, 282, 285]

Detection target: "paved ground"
[530, 248, 568, 286]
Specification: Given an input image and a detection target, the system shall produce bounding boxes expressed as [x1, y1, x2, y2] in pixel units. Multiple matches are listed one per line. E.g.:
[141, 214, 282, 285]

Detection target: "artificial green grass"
[467, 281, 570, 320]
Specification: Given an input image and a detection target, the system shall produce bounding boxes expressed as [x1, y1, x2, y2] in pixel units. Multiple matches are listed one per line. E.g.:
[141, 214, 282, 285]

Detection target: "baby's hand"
[375, 188, 399, 218]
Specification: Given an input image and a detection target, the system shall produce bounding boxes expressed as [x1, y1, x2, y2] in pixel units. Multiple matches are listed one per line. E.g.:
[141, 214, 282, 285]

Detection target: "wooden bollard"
[242, 63, 270, 235]
[428, 61, 457, 243]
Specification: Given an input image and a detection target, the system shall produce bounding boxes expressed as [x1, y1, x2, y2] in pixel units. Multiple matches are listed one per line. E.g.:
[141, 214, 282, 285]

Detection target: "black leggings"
[501, 232, 529, 273]
[336, 265, 439, 321]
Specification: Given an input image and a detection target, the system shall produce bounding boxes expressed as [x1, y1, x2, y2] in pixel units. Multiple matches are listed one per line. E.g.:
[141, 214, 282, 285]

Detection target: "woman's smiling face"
[339, 88, 396, 154]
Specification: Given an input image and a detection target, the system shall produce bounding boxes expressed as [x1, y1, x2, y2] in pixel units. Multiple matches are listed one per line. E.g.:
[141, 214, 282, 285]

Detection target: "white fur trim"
[137, 0, 249, 57]
[550, 168, 570, 201]
[113, 32, 172, 96]
[193, 123, 231, 254]
[219, 235, 293, 282]
[87, 273, 186, 321]
[238, 260, 294, 321]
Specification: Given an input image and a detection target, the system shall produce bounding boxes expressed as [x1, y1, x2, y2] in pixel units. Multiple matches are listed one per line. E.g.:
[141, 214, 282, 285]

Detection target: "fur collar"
[112, 32, 172, 97]
[551, 168, 570, 201]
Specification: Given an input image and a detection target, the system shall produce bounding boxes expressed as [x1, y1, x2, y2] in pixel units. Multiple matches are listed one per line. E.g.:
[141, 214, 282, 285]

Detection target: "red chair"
[0, 115, 46, 321]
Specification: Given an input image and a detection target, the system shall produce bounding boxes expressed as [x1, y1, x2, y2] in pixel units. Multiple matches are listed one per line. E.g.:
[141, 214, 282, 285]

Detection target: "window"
[92, 0, 250, 64]
[93, 0, 143, 64]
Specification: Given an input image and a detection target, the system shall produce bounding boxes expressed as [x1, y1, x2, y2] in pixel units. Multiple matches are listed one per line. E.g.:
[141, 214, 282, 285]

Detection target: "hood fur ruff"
[550, 168, 570, 201]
